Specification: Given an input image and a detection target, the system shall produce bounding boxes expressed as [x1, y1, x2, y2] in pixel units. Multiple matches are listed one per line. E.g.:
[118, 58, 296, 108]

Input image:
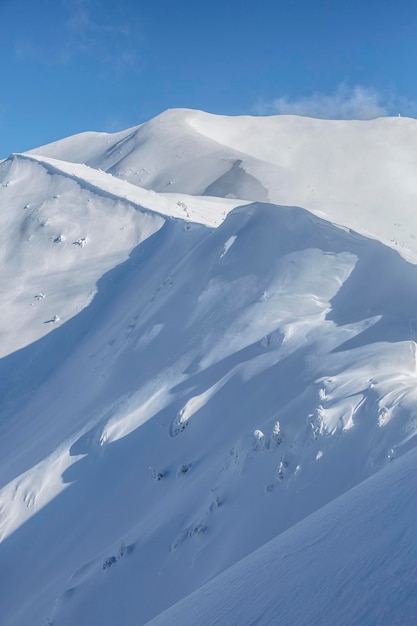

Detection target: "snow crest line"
[14, 153, 244, 228]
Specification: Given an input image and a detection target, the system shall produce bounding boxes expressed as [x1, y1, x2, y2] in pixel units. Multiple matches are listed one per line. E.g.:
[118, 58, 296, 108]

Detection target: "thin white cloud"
[255, 85, 417, 120]
[14, 0, 141, 73]
[64, 0, 127, 39]
[14, 40, 37, 62]
[61, 0, 141, 71]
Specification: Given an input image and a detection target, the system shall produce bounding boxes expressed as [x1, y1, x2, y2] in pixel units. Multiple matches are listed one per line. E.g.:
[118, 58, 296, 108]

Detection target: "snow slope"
[1, 110, 417, 625]
[148, 443, 417, 626]
[0, 151, 243, 359]
[0, 153, 163, 358]
[31, 109, 417, 260]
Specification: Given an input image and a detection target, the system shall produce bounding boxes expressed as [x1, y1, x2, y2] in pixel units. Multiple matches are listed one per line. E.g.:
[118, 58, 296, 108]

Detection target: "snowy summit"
[1, 109, 417, 626]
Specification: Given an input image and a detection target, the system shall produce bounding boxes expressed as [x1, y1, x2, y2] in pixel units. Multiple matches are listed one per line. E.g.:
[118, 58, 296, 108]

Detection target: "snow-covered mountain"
[31, 109, 417, 260]
[1, 110, 417, 625]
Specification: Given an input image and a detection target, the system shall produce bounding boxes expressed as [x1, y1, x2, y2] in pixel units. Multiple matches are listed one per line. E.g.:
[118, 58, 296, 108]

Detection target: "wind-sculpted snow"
[0, 152, 244, 361]
[30, 108, 417, 260]
[0, 154, 164, 358]
[1, 112, 417, 625]
[19, 152, 244, 227]
[1, 200, 417, 624]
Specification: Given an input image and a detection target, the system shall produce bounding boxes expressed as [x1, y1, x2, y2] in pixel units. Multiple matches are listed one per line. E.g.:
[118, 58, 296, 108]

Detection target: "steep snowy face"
[0, 154, 165, 358]
[2, 197, 417, 626]
[2, 110, 417, 626]
[0, 150, 246, 364]
[30, 109, 417, 259]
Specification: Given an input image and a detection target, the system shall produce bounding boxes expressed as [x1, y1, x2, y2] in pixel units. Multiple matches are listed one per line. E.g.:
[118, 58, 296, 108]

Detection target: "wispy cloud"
[61, 0, 142, 71]
[64, 0, 129, 42]
[254, 85, 417, 120]
[14, 0, 142, 73]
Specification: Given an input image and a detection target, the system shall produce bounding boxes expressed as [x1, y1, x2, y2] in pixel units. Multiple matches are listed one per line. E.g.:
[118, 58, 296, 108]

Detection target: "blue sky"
[1, 0, 417, 157]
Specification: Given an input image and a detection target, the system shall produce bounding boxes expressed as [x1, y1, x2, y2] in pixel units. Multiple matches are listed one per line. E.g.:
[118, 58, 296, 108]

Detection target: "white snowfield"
[32, 108, 417, 261]
[0, 109, 417, 626]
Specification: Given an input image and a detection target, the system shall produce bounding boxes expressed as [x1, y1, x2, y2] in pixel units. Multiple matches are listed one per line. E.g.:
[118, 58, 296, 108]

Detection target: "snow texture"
[0, 109, 417, 626]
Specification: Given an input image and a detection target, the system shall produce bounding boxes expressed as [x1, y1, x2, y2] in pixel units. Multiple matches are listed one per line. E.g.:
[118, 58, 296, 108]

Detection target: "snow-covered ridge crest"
[0, 153, 163, 358]
[29, 109, 417, 261]
[0, 151, 247, 359]
[1, 110, 417, 625]
[16, 152, 245, 227]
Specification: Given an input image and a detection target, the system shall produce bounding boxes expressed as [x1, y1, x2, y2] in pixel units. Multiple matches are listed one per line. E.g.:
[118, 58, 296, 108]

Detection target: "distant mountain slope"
[29, 109, 417, 260]
[27, 124, 140, 169]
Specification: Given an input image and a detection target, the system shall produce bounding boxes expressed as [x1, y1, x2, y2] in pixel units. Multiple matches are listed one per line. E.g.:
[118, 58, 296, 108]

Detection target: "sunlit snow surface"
[1, 111, 417, 625]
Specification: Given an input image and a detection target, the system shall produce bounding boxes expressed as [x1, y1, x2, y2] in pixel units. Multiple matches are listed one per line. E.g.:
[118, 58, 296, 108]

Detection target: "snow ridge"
[1, 110, 417, 626]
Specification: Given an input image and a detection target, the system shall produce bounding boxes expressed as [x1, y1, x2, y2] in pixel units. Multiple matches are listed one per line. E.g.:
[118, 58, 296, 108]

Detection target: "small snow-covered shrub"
[277, 456, 288, 481]
[118, 541, 126, 559]
[260, 335, 271, 348]
[272, 421, 282, 446]
[102, 556, 116, 570]
[73, 237, 87, 247]
[190, 524, 206, 538]
[149, 466, 164, 481]
[252, 429, 265, 451]
[209, 495, 221, 512]
[176, 463, 190, 478]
